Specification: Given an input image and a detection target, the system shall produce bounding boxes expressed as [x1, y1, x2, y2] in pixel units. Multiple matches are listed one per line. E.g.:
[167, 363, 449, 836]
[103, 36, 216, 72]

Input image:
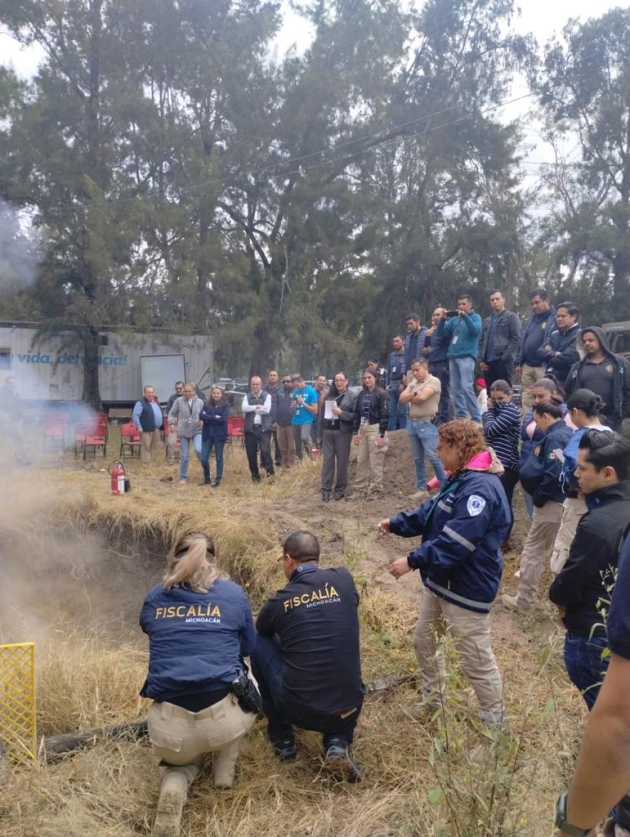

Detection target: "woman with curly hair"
[378, 419, 511, 726]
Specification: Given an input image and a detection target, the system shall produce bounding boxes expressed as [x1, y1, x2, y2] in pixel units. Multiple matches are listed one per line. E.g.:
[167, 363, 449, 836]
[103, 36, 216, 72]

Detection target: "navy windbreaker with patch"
[389, 467, 511, 612]
[139, 579, 256, 702]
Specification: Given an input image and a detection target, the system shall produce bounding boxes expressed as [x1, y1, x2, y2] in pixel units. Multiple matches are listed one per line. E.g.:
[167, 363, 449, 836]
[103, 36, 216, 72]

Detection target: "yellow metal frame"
[0, 642, 36, 762]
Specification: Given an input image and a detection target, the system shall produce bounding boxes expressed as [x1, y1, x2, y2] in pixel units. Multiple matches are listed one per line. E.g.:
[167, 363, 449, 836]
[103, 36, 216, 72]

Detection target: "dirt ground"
[0, 424, 582, 837]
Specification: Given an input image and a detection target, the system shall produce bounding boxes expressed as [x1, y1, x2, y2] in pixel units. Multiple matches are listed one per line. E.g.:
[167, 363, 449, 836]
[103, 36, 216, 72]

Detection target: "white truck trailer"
[0, 323, 214, 407]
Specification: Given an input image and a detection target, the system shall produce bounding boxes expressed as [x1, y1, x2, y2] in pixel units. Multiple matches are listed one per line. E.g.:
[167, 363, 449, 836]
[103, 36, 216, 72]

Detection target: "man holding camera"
[251, 530, 363, 778]
[437, 295, 483, 423]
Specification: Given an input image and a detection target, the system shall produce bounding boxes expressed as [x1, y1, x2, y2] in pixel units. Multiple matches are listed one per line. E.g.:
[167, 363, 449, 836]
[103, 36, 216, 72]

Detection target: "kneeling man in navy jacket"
[251, 530, 364, 778]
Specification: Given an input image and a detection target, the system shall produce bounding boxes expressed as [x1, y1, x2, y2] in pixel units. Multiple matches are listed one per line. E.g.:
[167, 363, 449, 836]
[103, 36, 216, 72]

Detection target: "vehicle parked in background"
[603, 321, 630, 359]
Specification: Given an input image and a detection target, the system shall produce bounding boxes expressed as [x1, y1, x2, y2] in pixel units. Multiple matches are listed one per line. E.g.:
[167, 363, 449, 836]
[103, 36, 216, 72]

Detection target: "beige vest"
[408, 374, 441, 420]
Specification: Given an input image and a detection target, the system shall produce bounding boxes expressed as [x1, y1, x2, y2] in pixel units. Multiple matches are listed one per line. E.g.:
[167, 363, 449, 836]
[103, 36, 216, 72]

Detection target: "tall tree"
[535, 8, 630, 314]
[1, 0, 148, 408]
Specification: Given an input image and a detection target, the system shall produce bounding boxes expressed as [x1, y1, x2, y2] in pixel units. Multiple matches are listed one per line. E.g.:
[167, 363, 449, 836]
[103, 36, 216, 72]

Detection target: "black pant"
[499, 467, 520, 539]
[245, 428, 274, 481]
[321, 431, 352, 497]
[429, 362, 451, 424]
[483, 359, 514, 389]
[251, 633, 362, 747]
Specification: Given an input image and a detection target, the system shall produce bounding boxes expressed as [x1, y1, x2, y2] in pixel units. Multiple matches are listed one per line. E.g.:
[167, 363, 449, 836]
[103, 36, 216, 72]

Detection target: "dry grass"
[0, 434, 588, 836]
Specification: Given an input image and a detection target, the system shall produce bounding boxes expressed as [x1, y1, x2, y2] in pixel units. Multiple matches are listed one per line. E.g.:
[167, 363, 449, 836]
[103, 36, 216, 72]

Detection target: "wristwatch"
[554, 793, 593, 836]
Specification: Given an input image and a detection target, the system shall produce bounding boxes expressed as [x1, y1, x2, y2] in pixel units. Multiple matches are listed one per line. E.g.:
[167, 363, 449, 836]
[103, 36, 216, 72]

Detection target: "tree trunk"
[612, 250, 630, 313]
[82, 326, 103, 411]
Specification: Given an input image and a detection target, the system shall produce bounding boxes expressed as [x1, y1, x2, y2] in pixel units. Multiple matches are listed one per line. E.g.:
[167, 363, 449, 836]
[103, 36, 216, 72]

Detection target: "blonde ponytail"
[163, 532, 227, 593]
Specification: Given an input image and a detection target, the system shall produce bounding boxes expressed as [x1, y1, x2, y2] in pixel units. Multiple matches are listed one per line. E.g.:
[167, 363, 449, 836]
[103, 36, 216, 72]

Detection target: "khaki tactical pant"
[520, 364, 546, 411]
[354, 422, 387, 492]
[516, 500, 563, 608]
[550, 496, 587, 575]
[413, 588, 503, 725]
[148, 693, 256, 788]
[276, 424, 296, 468]
[140, 429, 161, 464]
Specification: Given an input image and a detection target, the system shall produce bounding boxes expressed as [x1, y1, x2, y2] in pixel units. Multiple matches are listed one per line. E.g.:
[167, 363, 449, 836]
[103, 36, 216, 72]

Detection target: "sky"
[0, 0, 625, 177]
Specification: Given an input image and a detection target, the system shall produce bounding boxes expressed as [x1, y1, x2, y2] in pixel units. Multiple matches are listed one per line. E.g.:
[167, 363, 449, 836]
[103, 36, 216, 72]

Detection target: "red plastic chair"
[83, 425, 108, 460]
[43, 412, 69, 450]
[119, 422, 142, 458]
[227, 415, 245, 449]
[74, 418, 98, 457]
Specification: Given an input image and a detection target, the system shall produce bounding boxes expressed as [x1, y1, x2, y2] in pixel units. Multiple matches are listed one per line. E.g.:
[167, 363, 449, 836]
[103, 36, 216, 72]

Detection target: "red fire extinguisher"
[109, 460, 126, 496]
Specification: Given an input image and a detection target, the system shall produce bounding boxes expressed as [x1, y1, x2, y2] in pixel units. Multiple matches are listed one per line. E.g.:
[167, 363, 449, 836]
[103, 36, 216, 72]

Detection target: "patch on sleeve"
[467, 495, 486, 517]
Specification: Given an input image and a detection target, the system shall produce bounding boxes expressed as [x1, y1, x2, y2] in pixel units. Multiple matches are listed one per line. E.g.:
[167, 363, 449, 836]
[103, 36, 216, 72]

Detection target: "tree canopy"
[0, 1, 628, 403]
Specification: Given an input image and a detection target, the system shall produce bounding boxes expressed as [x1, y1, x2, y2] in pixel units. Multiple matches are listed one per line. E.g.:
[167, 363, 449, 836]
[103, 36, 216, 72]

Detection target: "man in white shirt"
[242, 376, 274, 482]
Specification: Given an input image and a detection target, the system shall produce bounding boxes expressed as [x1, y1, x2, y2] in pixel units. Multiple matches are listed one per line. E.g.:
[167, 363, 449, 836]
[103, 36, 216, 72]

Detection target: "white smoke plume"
[0, 199, 42, 291]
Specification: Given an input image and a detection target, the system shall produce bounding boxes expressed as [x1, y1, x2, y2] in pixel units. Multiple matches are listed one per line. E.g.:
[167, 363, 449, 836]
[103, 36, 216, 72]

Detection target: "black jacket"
[323, 388, 357, 434]
[565, 327, 630, 425]
[537, 322, 581, 384]
[256, 565, 363, 714]
[479, 309, 522, 364]
[549, 482, 630, 636]
[352, 387, 389, 436]
[519, 419, 574, 507]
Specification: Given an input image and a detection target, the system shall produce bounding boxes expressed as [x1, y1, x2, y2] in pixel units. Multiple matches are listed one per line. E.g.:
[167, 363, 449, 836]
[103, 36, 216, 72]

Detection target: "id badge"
[452, 336, 458, 344]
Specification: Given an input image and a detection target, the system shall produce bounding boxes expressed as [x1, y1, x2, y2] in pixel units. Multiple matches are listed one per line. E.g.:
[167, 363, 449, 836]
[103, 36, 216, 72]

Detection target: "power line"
[27, 50, 606, 219]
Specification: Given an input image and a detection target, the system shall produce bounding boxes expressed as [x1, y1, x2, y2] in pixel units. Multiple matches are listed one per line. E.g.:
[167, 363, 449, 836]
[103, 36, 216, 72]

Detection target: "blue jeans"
[200, 437, 225, 484]
[387, 385, 408, 431]
[178, 434, 202, 481]
[563, 632, 609, 710]
[407, 419, 445, 489]
[449, 357, 481, 421]
[250, 634, 361, 747]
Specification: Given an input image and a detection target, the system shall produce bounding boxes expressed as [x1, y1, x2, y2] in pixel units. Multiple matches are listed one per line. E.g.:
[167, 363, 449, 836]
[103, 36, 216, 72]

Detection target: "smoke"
[0, 199, 42, 292]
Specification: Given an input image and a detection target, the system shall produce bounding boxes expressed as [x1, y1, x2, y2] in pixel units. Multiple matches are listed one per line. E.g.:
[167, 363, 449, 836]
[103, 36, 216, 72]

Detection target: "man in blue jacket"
[515, 289, 556, 410]
[503, 400, 574, 611]
[386, 334, 407, 430]
[437, 294, 482, 422]
[536, 302, 580, 387]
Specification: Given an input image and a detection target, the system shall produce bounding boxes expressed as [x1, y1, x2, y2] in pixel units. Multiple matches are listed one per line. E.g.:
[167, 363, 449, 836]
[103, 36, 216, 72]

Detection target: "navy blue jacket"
[386, 349, 406, 385]
[139, 579, 256, 702]
[200, 402, 229, 442]
[519, 419, 574, 507]
[425, 330, 449, 366]
[518, 308, 556, 366]
[389, 460, 511, 612]
[405, 327, 428, 369]
[536, 322, 581, 384]
[608, 532, 630, 662]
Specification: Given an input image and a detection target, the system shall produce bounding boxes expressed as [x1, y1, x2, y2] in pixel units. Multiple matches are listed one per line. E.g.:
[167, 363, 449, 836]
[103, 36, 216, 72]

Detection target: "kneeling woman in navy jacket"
[379, 419, 511, 726]
[140, 532, 257, 837]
